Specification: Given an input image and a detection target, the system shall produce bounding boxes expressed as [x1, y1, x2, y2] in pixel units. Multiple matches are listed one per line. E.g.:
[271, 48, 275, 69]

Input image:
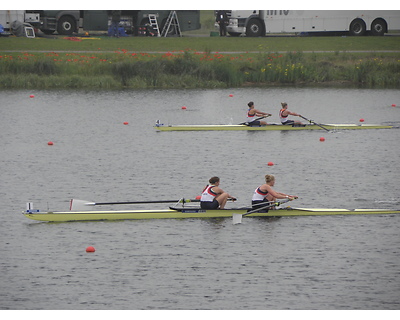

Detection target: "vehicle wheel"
[371, 18, 386, 36]
[246, 19, 263, 37]
[57, 16, 76, 35]
[349, 18, 366, 36]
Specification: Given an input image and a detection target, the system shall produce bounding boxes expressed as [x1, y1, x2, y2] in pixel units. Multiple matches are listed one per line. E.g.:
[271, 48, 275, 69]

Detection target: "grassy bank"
[1, 33, 399, 89]
[1, 49, 399, 89]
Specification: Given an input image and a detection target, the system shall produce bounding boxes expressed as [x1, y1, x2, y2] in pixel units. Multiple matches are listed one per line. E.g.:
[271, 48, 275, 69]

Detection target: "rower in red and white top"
[246, 101, 271, 126]
[251, 174, 297, 212]
[200, 176, 236, 209]
[279, 102, 303, 126]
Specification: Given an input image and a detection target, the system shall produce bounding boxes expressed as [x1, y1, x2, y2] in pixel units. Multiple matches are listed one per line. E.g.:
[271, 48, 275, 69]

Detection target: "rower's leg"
[216, 193, 229, 209]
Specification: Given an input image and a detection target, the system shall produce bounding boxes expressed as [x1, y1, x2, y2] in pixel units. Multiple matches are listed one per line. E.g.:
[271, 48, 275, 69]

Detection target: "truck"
[226, 10, 400, 37]
[24, 10, 201, 35]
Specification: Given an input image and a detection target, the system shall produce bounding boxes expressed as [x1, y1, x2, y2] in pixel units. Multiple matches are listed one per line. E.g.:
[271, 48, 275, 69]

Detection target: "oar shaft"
[300, 115, 329, 131]
[243, 197, 294, 216]
[70, 198, 201, 210]
[94, 199, 200, 205]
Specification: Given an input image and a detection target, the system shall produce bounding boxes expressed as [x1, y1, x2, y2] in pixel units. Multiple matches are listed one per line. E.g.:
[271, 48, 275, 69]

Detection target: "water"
[1, 87, 400, 310]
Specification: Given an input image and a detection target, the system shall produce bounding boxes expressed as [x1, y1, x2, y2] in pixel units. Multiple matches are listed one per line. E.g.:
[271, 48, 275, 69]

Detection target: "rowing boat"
[22, 207, 400, 222]
[154, 123, 394, 131]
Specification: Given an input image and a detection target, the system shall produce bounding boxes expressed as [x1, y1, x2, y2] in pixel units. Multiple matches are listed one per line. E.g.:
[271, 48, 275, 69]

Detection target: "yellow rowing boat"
[23, 207, 400, 222]
[154, 123, 394, 131]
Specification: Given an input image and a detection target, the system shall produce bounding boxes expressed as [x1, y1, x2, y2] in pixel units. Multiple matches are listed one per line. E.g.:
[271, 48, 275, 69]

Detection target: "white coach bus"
[226, 10, 400, 36]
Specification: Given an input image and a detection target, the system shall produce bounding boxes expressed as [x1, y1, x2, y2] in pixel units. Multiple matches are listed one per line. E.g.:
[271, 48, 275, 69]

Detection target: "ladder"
[147, 14, 160, 37]
[161, 11, 181, 37]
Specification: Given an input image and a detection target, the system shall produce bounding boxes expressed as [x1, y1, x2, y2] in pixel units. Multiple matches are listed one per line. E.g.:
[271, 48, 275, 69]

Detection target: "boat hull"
[23, 208, 400, 222]
[154, 123, 393, 131]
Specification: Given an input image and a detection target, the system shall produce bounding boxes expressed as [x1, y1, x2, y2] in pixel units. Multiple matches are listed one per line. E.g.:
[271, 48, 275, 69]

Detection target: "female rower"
[200, 176, 236, 209]
[279, 102, 303, 126]
[246, 101, 272, 126]
[252, 174, 297, 212]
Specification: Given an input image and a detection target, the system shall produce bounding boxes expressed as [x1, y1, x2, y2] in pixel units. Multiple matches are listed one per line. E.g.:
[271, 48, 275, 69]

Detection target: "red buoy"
[123, 122, 129, 125]
[320, 137, 325, 142]
[392, 104, 396, 107]
[47, 141, 54, 146]
[86, 246, 95, 253]
[29, 94, 35, 98]
[359, 118, 365, 122]
[195, 195, 201, 200]
[181, 106, 187, 110]
[267, 162, 274, 166]
[229, 94, 234, 97]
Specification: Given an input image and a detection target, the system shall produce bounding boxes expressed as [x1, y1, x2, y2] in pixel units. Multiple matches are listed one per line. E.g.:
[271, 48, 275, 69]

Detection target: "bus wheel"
[246, 19, 263, 37]
[371, 18, 387, 36]
[57, 16, 76, 35]
[349, 18, 366, 36]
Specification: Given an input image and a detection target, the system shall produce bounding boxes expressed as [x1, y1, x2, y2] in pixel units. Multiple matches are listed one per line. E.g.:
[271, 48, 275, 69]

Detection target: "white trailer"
[0, 10, 25, 31]
[226, 10, 400, 37]
[0, 10, 38, 37]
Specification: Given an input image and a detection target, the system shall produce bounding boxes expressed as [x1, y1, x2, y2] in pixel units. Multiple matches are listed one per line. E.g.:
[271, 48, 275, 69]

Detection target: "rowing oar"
[299, 115, 330, 132]
[70, 198, 199, 211]
[232, 197, 295, 225]
[238, 115, 271, 126]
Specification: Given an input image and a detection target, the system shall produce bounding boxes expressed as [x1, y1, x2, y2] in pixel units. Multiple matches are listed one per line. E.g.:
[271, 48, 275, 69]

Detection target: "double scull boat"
[23, 200, 400, 222]
[154, 123, 394, 131]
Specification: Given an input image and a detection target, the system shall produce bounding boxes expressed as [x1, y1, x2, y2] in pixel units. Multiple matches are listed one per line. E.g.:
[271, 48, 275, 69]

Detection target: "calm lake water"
[1, 87, 400, 310]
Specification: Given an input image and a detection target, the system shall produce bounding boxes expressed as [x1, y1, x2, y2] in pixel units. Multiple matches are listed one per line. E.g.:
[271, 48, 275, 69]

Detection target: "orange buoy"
[86, 246, 95, 253]
[359, 118, 365, 122]
[47, 141, 54, 146]
[267, 162, 274, 166]
[320, 137, 325, 142]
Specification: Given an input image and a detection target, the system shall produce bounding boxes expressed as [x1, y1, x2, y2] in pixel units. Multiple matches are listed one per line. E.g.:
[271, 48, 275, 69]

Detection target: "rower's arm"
[287, 110, 301, 116]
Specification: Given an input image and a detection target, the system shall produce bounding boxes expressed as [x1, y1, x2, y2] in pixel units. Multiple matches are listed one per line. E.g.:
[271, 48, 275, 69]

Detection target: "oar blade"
[70, 199, 95, 211]
[232, 213, 243, 225]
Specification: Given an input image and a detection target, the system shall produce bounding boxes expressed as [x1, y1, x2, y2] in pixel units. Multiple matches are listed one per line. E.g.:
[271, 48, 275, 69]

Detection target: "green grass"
[1, 34, 400, 53]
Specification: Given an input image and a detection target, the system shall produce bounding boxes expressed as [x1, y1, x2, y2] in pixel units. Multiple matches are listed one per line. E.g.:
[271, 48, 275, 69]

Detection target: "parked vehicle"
[226, 10, 400, 37]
